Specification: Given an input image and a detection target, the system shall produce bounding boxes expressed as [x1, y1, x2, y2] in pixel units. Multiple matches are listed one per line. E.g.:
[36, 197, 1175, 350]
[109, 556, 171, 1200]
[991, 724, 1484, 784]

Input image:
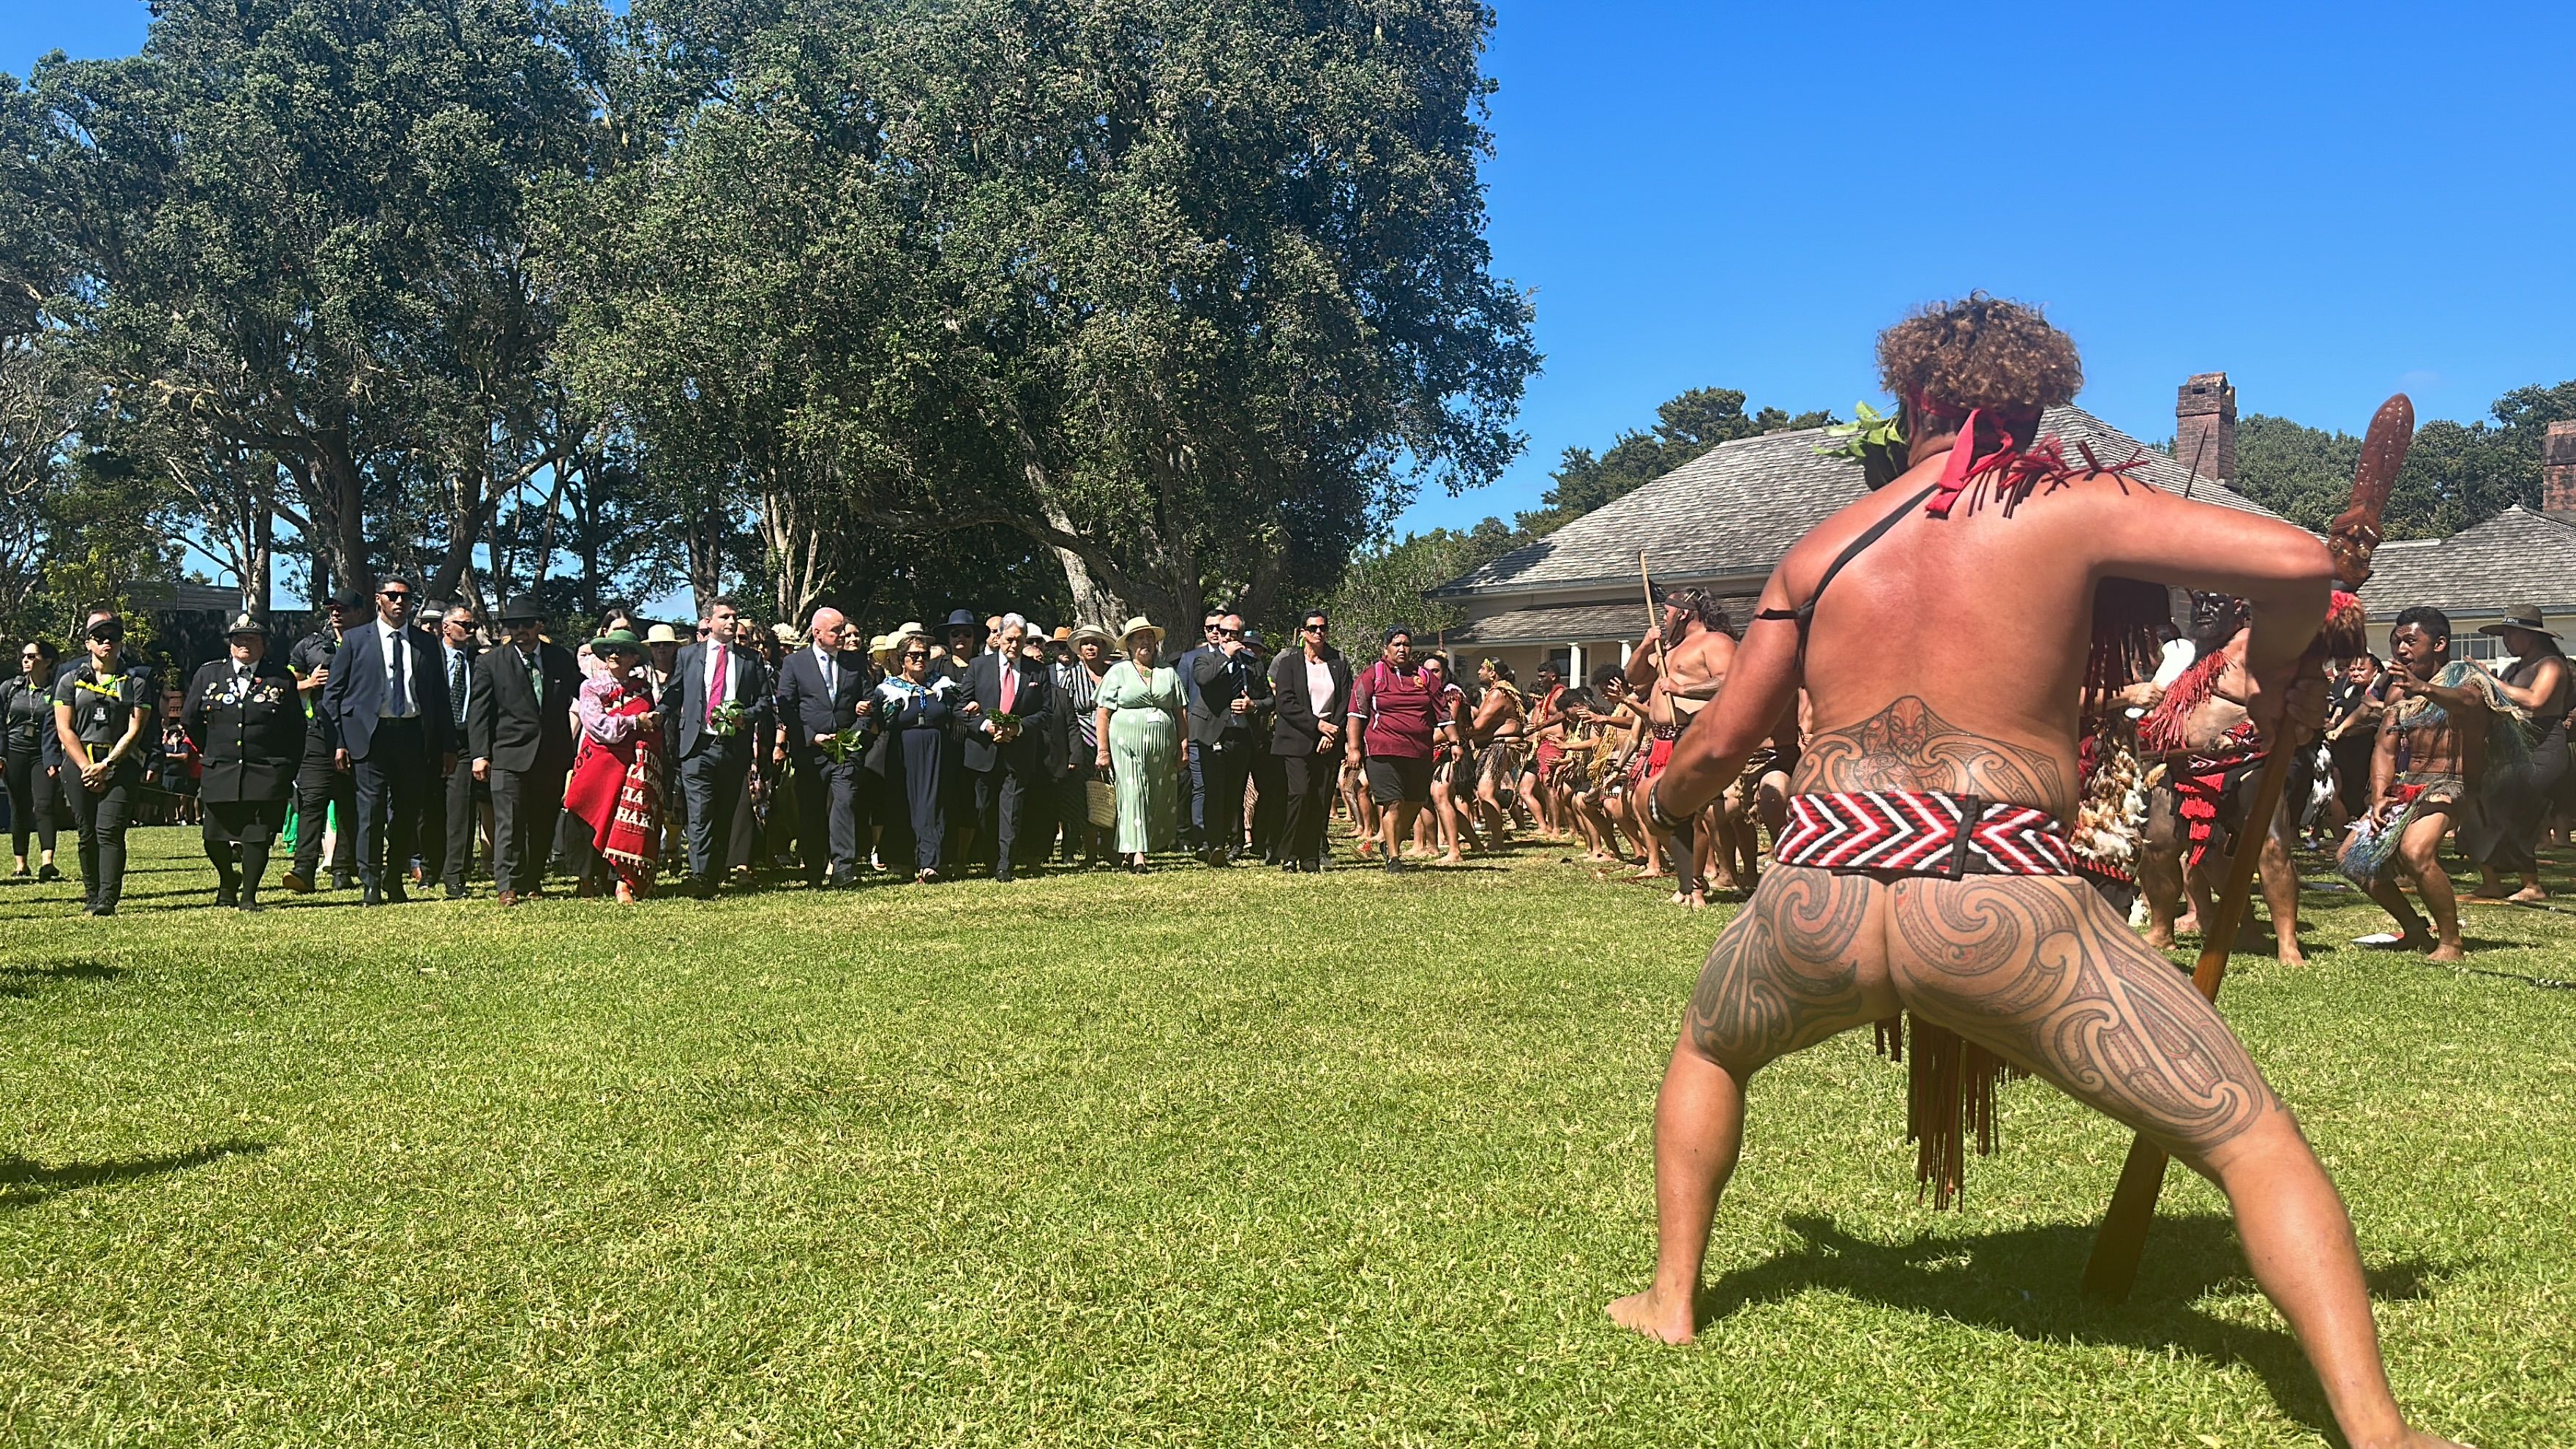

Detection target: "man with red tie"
[959, 613, 1055, 881]
[659, 596, 770, 898]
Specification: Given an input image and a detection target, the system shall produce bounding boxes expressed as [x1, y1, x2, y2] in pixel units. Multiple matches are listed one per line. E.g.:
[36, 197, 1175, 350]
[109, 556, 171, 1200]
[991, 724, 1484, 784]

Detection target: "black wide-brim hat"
[499, 594, 545, 624]
[945, 608, 982, 630]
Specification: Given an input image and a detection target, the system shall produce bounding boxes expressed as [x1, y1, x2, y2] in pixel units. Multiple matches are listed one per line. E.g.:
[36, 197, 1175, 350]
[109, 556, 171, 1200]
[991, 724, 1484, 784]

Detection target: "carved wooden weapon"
[2081, 394, 2412, 1302]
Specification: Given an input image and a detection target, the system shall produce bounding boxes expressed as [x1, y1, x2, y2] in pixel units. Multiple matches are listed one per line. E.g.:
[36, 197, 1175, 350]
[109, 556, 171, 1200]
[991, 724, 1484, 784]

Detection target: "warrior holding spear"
[1607, 296, 2458, 1449]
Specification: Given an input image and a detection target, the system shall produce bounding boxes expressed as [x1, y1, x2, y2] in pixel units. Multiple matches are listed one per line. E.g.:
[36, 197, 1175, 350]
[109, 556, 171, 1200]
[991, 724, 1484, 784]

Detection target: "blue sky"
[12, 0, 2574, 545]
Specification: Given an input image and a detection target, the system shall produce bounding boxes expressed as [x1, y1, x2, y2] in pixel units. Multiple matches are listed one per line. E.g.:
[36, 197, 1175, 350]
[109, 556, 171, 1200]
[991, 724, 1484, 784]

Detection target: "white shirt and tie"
[813, 643, 839, 700]
[377, 619, 418, 719]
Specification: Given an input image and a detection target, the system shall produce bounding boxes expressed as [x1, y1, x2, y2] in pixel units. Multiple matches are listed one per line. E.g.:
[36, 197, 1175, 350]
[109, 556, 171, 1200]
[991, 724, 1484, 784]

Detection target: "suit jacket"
[774, 645, 875, 766]
[1268, 648, 1353, 756]
[181, 658, 306, 804]
[1189, 643, 1271, 746]
[660, 641, 771, 760]
[320, 620, 454, 761]
[469, 640, 581, 775]
[958, 651, 1054, 773]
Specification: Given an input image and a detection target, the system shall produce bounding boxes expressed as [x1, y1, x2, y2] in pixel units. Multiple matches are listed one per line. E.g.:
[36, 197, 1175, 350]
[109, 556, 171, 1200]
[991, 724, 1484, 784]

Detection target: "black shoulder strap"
[1751, 483, 1941, 654]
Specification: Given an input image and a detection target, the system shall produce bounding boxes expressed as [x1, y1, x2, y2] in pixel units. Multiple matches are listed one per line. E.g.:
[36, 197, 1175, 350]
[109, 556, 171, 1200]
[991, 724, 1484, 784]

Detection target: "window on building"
[2455, 633, 2501, 662]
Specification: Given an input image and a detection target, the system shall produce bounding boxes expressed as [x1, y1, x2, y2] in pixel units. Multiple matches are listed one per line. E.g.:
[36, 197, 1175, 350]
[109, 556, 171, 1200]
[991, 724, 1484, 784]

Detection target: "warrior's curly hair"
[1876, 293, 2083, 414]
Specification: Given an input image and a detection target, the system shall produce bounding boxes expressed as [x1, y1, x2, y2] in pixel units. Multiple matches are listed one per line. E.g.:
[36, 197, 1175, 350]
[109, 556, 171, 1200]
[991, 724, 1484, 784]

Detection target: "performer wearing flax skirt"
[1606, 296, 2460, 1449]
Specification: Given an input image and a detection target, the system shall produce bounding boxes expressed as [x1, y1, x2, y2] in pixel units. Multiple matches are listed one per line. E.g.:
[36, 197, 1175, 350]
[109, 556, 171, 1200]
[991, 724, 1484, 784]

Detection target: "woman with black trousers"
[1267, 610, 1352, 873]
[53, 615, 151, 916]
[4, 639, 62, 880]
[182, 615, 307, 910]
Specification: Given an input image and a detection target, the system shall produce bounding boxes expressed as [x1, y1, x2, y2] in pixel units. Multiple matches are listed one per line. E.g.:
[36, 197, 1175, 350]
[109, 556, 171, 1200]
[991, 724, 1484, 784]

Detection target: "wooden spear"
[2080, 394, 2412, 1302]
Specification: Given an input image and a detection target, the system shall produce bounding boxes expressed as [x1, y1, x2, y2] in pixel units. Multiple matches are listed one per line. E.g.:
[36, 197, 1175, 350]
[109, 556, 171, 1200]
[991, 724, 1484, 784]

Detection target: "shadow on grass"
[0, 959, 124, 998]
[0, 1140, 268, 1210]
[1701, 1213, 2444, 1441]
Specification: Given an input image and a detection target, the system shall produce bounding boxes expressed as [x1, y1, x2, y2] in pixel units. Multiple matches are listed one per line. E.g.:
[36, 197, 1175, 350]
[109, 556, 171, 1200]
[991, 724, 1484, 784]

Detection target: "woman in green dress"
[1093, 615, 1184, 874]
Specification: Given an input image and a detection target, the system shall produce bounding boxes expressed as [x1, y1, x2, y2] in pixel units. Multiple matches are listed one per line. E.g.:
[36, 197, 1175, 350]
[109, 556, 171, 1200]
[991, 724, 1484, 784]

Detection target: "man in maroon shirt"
[1346, 626, 1438, 873]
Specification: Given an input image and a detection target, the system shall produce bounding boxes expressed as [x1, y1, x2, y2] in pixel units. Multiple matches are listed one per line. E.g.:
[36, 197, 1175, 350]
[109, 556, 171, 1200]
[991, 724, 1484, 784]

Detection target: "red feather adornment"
[2320, 589, 2367, 659]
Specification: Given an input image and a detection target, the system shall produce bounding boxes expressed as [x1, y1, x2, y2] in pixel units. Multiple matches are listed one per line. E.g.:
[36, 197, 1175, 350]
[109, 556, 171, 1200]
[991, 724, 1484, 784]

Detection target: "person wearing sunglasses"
[4, 638, 64, 881]
[1266, 611, 1349, 872]
[319, 577, 458, 905]
[50, 611, 153, 914]
[872, 637, 960, 883]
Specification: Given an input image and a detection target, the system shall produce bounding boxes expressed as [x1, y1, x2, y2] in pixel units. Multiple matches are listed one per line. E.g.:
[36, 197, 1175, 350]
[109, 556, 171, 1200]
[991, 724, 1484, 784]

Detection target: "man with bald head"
[773, 604, 875, 888]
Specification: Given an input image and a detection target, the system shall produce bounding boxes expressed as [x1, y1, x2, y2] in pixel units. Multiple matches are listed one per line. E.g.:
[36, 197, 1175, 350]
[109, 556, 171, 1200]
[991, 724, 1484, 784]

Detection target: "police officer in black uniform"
[51, 611, 152, 916]
[182, 613, 306, 910]
[281, 591, 361, 893]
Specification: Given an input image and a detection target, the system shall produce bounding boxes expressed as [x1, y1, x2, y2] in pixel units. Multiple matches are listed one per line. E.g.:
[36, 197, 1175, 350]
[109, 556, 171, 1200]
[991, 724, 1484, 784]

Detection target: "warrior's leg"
[1610, 866, 1892, 1343]
[1886, 877, 2443, 1449]
[2260, 796, 2306, 966]
[2395, 807, 2463, 962]
[2140, 784, 2186, 947]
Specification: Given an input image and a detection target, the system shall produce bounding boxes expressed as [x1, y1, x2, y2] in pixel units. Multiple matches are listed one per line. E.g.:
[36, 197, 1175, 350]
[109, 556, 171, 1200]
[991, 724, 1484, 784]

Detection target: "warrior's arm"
[2369, 716, 2397, 810]
[1650, 577, 1800, 821]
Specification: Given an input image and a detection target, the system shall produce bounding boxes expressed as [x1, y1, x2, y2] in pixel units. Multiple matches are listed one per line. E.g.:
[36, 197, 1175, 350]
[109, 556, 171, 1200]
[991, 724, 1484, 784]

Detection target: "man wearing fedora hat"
[471, 595, 581, 905]
[181, 613, 304, 909]
[2463, 602, 2572, 902]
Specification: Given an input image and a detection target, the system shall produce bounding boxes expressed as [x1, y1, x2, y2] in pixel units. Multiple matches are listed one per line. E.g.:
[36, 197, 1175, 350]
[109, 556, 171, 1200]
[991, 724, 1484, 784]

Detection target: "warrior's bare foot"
[2274, 940, 2307, 967]
[1630, 866, 1667, 880]
[2509, 886, 2548, 903]
[1606, 1286, 1694, 1344]
[1440, 851, 1465, 866]
[2173, 910, 2201, 936]
[1706, 872, 1740, 894]
[2467, 886, 2511, 901]
[2426, 941, 2466, 964]
[2143, 926, 2176, 948]
[1669, 888, 1706, 910]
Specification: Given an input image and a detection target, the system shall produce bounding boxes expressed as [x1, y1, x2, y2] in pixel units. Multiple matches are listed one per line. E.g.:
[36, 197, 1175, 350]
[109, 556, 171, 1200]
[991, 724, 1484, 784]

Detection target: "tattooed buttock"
[1685, 866, 1883, 1070]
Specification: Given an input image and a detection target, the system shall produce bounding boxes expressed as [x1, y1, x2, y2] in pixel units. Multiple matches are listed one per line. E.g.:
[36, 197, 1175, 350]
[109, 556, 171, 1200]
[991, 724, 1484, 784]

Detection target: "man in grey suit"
[469, 595, 581, 905]
[659, 596, 769, 898]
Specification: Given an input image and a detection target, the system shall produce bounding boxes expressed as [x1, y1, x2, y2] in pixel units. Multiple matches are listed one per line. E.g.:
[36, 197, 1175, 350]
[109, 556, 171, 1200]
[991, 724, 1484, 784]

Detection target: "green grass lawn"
[4, 826, 2571, 1446]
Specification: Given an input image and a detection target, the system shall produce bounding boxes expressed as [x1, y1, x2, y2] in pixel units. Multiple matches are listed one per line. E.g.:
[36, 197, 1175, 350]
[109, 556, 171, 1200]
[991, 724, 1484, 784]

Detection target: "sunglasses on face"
[904, 651, 930, 660]
[381, 591, 409, 602]
[1218, 628, 1241, 639]
[1302, 623, 1325, 632]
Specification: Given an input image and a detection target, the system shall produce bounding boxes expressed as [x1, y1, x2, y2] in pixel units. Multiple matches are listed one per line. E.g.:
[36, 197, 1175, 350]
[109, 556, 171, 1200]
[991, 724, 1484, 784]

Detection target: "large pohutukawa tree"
[18, 0, 594, 606]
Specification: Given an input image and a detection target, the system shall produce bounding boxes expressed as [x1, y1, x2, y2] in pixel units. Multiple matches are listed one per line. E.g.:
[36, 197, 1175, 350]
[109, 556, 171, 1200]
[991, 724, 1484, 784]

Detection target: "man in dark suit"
[1175, 613, 1221, 849]
[659, 595, 768, 898]
[958, 614, 1054, 880]
[280, 591, 362, 893]
[427, 602, 492, 896]
[321, 576, 455, 905]
[1268, 608, 1351, 872]
[181, 613, 305, 910]
[772, 604, 875, 888]
[469, 595, 581, 906]
[1189, 611, 1270, 866]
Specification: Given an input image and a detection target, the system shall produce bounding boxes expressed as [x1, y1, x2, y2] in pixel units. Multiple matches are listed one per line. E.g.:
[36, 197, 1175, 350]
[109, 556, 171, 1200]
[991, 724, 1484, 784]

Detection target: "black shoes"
[360, 875, 383, 906]
[215, 886, 239, 909]
[332, 871, 356, 892]
[37, 863, 60, 883]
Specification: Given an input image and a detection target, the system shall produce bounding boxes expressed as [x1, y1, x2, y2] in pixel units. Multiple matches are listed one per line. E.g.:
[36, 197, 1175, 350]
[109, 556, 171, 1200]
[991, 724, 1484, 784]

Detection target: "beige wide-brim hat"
[869, 633, 896, 660]
[1070, 622, 1116, 647]
[645, 623, 683, 645]
[1117, 615, 1164, 651]
[894, 620, 927, 641]
[2479, 603, 2560, 639]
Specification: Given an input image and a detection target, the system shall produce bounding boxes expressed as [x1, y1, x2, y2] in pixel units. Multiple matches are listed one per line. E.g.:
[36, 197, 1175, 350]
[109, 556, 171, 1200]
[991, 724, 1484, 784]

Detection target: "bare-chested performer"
[2337, 608, 2494, 963]
[2136, 604, 2310, 966]
[1606, 296, 2459, 1449]
[1626, 590, 1737, 905]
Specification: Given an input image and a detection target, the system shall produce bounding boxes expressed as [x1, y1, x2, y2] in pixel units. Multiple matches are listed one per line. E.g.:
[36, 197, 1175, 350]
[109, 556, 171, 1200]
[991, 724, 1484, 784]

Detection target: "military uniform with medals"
[183, 617, 307, 909]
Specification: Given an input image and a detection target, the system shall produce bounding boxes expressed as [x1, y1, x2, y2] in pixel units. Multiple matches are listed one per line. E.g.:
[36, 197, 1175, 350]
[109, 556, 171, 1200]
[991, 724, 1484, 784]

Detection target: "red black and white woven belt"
[1774, 790, 2074, 877]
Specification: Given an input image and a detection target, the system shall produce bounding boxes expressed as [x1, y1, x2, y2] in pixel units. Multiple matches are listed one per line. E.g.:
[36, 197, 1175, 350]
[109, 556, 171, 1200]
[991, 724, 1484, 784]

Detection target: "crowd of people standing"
[5, 574, 2572, 958]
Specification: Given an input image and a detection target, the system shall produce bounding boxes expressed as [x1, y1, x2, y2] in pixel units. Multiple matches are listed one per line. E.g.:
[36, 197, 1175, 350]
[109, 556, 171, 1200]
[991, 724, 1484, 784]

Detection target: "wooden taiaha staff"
[2080, 394, 2414, 1302]
[1639, 551, 1660, 664]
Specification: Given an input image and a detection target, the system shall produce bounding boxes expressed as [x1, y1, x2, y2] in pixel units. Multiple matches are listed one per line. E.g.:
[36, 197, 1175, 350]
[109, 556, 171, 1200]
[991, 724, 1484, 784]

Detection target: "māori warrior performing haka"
[1622, 589, 1734, 905]
[1606, 296, 2459, 1449]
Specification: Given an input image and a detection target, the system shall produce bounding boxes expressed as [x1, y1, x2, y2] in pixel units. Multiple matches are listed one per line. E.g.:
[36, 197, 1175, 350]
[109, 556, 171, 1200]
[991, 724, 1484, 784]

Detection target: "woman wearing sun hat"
[2462, 603, 2572, 902]
[1095, 615, 1184, 872]
[560, 629, 664, 902]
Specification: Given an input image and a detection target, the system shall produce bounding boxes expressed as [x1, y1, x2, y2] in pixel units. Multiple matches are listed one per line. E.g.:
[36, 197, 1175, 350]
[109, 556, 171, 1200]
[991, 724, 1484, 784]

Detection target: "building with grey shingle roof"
[1430, 400, 2274, 681]
[2355, 506, 2576, 660]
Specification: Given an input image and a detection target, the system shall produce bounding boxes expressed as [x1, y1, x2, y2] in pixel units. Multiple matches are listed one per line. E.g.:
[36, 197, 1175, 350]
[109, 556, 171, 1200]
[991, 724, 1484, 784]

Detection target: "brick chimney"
[2174, 372, 2236, 483]
[2545, 420, 2576, 517]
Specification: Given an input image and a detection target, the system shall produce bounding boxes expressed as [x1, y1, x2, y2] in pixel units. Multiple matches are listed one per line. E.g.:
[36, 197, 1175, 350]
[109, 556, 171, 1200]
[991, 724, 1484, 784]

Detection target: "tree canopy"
[0, 0, 1535, 644]
[2229, 381, 2576, 538]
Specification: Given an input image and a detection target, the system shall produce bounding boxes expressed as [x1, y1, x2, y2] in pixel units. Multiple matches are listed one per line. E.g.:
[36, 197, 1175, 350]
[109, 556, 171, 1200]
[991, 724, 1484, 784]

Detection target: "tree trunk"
[304, 433, 371, 592]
